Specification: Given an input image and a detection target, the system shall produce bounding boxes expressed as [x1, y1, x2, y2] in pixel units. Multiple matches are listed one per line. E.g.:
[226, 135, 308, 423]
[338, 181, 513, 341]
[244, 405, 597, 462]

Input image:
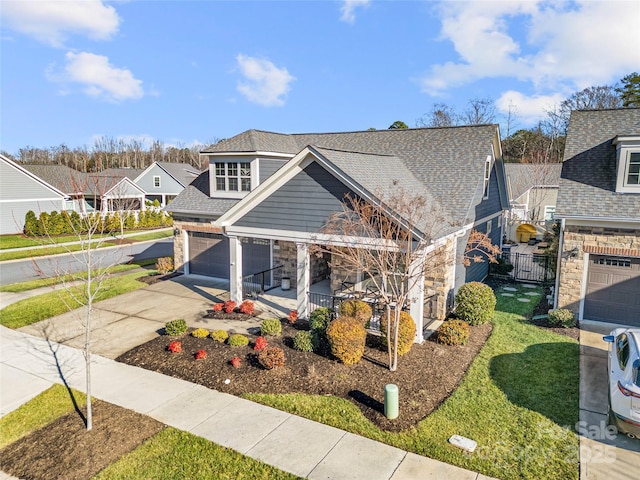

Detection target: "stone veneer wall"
[423, 239, 455, 321]
[273, 241, 332, 290]
[172, 220, 223, 272]
[557, 225, 640, 315]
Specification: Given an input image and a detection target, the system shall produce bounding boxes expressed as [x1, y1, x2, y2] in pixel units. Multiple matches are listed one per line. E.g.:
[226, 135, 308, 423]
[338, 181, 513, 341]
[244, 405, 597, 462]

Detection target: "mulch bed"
[117, 319, 492, 432]
[137, 271, 182, 286]
[0, 400, 164, 480]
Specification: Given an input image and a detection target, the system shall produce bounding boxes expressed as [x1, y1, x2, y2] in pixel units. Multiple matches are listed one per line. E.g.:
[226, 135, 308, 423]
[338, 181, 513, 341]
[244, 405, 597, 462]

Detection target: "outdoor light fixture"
[563, 247, 579, 259]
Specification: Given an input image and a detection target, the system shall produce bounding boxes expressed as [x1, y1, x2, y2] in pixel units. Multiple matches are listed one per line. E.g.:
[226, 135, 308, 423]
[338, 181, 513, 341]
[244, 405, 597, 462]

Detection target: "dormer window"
[613, 135, 640, 193]
[215, 162, 252, 192]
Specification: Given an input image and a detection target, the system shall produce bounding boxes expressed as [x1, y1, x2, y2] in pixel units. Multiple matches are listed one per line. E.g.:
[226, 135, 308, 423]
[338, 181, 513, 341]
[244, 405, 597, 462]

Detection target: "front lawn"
[0, 271, 155, 329]
[246, 285, 580, 479]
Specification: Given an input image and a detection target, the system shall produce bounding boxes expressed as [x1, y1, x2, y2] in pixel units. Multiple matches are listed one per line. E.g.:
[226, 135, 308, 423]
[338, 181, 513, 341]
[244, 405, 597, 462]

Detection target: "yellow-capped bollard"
[384, 384, 398, 419]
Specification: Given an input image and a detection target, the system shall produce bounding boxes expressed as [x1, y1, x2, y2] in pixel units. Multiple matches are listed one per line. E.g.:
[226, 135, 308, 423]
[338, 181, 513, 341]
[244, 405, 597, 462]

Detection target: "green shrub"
[227, 334, 249, 347]
[454, 281, 496, 326]
[436, 320, 470, 346]
[257, 346, 285, 370]
[338, 300, 372, 325]
[548, 308, 576, 328]
[191, 328, 209, 338]
[309, 307, 333, 334]
[293, 330, 318, 352]
[210, 329, 229, 343]
[379, 310, 416, 356]
[489, 257, 514, 275]
[165, 319, 187, 336]
[326, 317, 367, 365]
[260, 318, 282, 337]
[24, 210, 38, 236]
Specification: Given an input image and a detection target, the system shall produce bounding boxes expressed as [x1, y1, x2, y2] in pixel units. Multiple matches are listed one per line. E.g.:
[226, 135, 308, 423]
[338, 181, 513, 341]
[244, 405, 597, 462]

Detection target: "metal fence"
[493, 252, 557, 284]
[242, 265, 283, 296]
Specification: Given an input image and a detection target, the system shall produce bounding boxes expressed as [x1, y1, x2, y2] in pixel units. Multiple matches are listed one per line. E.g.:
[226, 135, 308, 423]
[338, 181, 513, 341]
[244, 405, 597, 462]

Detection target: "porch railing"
[242, 265, 283, 297]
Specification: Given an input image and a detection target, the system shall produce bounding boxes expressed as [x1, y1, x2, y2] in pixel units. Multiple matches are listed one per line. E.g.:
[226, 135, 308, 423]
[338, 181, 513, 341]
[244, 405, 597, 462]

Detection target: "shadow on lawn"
[489, 341, 580, 427]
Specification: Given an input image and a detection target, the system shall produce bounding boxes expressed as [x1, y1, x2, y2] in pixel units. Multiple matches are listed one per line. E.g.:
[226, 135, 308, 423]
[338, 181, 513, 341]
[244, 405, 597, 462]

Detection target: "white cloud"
[236, 54, 295, 107]
[340, 0, 371, 24]
[48, 52, 144, 102]
[1, 0, 120, 47]
[496, 90, 565, 125]
[420, 1, 640, 96]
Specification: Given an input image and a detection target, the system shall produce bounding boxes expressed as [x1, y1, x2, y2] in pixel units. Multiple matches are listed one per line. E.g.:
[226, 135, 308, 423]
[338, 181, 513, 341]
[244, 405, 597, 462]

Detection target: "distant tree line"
[1, 136, 220, 173]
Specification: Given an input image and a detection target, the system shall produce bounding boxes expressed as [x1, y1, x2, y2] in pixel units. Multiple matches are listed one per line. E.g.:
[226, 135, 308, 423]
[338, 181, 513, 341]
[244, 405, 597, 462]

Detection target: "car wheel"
[607, 407, 619, 433]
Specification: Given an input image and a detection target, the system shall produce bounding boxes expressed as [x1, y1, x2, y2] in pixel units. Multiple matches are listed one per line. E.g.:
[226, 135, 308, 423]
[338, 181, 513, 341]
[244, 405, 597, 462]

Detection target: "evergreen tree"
[616, 72, 640, 107]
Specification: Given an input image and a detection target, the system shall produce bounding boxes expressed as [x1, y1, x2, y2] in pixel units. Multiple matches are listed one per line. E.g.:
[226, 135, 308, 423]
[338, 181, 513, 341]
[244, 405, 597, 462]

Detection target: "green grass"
[94, 427, 300, 480]
[0, 229, 172, 261]
[0, 259, 158, 293]
[0, 387, 298, 480]
[0, 271, 154, 329]
[245, 285, 580, 480]
[0, 384, 87, 449]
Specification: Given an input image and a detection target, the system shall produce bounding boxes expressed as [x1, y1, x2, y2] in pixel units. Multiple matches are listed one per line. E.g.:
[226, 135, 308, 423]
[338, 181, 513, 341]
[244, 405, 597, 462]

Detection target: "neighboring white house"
[0, 154, 67, 235]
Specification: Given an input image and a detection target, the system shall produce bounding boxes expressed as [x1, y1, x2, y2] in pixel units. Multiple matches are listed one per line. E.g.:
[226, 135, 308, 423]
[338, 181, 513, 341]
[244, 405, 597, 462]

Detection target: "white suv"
[604, 328, 640, 439]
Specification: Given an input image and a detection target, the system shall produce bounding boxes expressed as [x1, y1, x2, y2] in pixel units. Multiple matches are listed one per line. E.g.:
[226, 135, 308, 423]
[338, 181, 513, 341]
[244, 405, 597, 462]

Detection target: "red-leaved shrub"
[195, 349, 207, 360]
[231, 357, 241, 368]
[288, 310, 298, 324]
[167, 341, 182, 353]
[213, 303, 223, 312]
[239, 300, 255, 315]
[224, 300, 237, 314]
[253, 336, 268, 351]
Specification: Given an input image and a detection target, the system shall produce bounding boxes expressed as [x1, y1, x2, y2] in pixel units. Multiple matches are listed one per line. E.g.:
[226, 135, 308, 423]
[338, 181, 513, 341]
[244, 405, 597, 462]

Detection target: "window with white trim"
[483, 156, 491, 198]
[153, 175, 161, 188]
[544, 205, 556, 221]
[486, 219, 492, 235]
[498, 215, 502, 228]
[613, 136, 640, 193]
[215, 162, 252, 192]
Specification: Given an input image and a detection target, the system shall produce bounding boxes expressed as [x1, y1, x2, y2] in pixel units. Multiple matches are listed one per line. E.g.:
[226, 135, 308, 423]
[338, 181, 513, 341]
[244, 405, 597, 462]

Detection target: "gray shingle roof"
[165, 170, 239, 217]
[101, 168, 143, 181]
[155, 161, 202, 187]
[555, 108, 640, 220]
[200, 125, 503, 228]
[22, 165, 88, 195]
[505, 163, 562, 200]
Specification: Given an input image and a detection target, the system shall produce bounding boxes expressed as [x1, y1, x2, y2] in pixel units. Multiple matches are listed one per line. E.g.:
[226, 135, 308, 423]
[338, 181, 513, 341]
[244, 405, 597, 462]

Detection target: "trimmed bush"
[489, 257, 514, 275]
[309, 307, 332, 334]
[288, 310, 298, 324]
[227, 333, 249, 347]
[379, 310, 416, 356]
[210, 329, 229, 343]
[338, 300, 372, 325]
[548, 308, 576, 328]
[326, 317, 367, 365]
[156, 257, 174, 275]
[231, 357, 242, 368]
[253, 336, 268, 351]
[194, 349, 207, 360]
[436, 320, 470, 346]
[239, 300, 255, 315]
[454, 281, 496, 326]
[191, 328, 209, 338]
[224, 300, 237, 314]
[165, 319, 187, 336]
[167, 341, 182, 353]
[293, 330, 318, 352]
[257, 346, 285, 370]
[260, 318, 282, 337]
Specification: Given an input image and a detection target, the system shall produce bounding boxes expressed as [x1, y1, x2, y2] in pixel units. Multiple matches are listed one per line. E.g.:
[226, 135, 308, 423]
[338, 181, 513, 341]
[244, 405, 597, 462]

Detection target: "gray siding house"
[168, 126, 509, 336]
[555, 108, 640, 327]
[0, 155, 67, 235]
[134, 161, 201, 207]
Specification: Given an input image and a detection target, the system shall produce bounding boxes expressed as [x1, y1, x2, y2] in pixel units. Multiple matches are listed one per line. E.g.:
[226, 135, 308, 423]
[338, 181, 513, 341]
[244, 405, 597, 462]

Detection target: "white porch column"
[296, 242, 310, 319]
[229, 236, 243, 302]
[182, 229, 190, 275]
[408, 254, 425, 343]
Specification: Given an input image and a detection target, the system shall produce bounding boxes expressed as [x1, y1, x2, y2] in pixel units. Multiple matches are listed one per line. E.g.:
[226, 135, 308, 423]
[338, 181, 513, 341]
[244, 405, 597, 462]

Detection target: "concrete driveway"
[17, 275, 271, 359]
[579, 323, 640, 478]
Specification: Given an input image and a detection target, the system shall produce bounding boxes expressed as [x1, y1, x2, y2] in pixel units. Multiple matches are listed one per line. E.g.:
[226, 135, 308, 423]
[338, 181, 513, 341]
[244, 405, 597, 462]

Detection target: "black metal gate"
[495, 252, 557, 284]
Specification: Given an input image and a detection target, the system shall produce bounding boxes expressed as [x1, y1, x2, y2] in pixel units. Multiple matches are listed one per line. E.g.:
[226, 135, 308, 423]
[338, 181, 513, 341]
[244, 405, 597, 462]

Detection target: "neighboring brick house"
[167, 126, 509, 338]
[554, 108, 640, 327]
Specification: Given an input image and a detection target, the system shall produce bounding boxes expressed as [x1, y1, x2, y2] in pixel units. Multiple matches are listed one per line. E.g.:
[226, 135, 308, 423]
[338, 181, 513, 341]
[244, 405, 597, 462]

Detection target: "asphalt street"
[0, 238, 173, 285]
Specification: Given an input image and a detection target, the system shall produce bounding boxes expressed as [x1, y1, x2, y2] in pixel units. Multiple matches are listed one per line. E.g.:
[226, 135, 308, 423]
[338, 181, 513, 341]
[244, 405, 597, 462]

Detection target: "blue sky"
[1, 0, 639, 155]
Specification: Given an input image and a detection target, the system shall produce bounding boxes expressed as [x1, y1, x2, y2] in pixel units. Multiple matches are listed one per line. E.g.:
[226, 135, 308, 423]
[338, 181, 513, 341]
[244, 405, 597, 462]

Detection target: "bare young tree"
[312, 189, 498, 371]
[463, 97, 496, 125]
[416, 103, 460, 128]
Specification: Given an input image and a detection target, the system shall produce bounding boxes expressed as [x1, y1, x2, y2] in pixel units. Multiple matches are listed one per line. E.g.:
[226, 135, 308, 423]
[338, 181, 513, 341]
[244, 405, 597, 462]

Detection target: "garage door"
[188, 233, 271, 279]
[584, 255, 640, 326]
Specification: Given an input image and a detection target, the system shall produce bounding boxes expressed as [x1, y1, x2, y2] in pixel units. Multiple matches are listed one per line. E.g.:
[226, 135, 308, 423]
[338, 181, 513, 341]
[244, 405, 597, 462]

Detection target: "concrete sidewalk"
[579, 322, 640, 479]
[0, 326, 494, 480]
